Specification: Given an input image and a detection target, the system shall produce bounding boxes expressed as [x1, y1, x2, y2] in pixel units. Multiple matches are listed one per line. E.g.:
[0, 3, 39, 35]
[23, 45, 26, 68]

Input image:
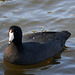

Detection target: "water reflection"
[0, 0, 12, 4]
[4, 70, 34, 75]
[0, 0, 5, 4]
[0, 0, 12, 1]
[3, 52, 62, 75]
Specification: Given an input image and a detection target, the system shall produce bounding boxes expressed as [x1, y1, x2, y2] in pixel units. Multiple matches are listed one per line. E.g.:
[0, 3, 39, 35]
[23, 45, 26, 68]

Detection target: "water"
[0, 0, 75, 75]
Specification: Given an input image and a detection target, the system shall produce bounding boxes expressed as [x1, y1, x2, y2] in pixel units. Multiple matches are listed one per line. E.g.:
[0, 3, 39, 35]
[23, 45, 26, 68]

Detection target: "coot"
[4, 26, 71, 65]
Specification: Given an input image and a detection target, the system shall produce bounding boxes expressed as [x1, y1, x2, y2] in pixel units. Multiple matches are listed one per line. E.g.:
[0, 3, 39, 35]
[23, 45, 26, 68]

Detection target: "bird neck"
[13, 38, 22, 46]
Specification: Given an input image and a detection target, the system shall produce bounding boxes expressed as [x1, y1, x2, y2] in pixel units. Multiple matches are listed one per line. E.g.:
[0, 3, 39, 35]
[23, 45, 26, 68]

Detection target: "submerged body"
[4, 26, 71, 65]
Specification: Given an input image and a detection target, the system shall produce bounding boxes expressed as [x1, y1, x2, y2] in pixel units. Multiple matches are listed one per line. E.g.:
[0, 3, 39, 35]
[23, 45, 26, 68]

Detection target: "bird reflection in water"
[3, 51, 62, 75]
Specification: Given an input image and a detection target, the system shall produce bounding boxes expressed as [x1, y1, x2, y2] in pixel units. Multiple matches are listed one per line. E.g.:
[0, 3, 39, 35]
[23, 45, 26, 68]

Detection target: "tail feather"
[61, 31, 71, 40]
[59, 31, 71, 47]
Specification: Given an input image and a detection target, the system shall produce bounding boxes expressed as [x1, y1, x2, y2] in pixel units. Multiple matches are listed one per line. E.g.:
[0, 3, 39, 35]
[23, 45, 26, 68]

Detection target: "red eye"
[10, 30, 13, 33]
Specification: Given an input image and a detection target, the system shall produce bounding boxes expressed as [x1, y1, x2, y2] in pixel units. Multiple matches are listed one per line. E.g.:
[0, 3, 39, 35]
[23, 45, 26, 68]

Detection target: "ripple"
[0, 0, 74, 75]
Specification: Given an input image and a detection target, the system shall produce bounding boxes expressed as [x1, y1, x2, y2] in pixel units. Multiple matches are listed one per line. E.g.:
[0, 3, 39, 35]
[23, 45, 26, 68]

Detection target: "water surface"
[0, 0, 75, 75]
